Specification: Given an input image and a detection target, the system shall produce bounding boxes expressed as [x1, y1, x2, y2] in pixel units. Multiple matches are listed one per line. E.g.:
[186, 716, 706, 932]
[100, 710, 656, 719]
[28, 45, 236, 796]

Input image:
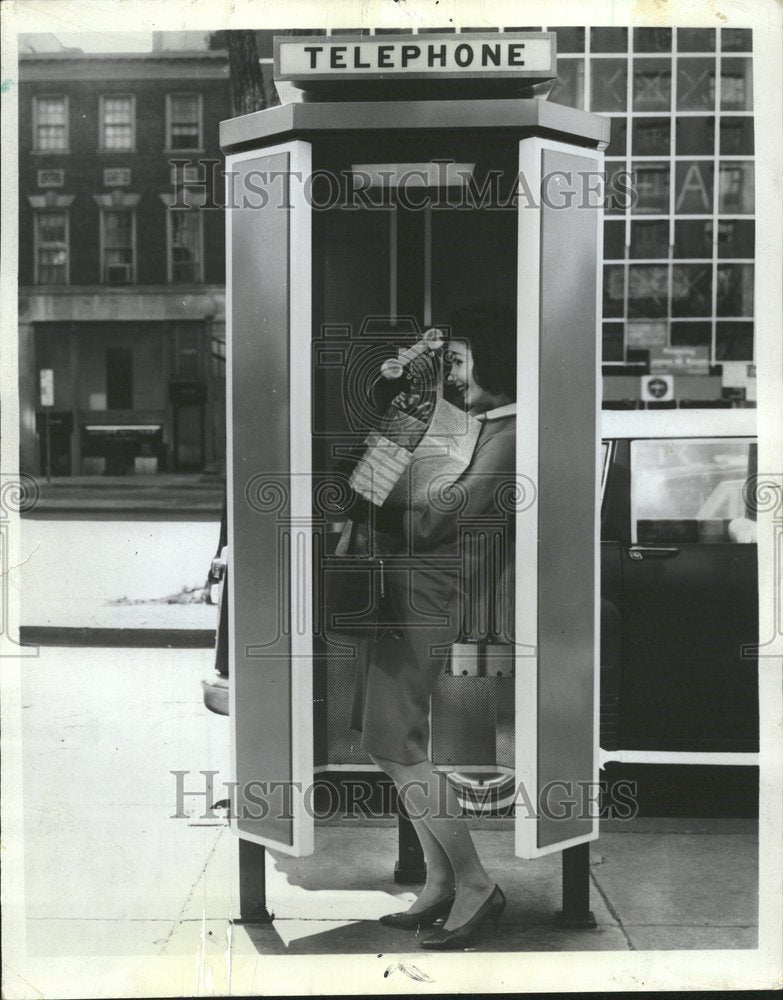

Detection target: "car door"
[616, 435, 758, 752]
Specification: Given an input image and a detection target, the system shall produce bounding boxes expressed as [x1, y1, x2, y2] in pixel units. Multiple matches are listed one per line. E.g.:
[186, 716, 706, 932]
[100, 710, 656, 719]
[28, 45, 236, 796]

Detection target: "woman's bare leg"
[374, 754, 495, 930]
[401, 815, 455, 911]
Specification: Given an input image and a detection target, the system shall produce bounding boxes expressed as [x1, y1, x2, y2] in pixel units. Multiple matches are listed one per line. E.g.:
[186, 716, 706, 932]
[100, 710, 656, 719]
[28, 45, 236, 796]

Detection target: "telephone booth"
[221, 32, 609, 920]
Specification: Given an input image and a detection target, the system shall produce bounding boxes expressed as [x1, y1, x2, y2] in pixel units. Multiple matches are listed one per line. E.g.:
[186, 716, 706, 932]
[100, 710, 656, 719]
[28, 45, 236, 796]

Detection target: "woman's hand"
[391, 391, 433, 424]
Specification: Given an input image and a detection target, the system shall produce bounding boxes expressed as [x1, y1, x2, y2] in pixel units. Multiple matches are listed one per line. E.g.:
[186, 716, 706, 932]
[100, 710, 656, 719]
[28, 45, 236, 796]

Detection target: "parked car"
[599, 408, 757, 755]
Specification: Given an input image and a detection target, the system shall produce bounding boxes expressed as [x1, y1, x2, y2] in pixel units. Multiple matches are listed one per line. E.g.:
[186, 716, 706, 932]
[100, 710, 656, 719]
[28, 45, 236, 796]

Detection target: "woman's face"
[445, 340, 496, 414]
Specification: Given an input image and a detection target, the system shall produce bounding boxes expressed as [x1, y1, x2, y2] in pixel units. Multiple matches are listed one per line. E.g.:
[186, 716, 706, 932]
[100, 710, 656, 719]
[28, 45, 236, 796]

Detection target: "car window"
[630, 437, 756, 544]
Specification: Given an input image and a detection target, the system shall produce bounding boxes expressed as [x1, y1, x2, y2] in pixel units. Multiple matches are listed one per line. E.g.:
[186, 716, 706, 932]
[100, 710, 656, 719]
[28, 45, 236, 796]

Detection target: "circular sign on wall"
[641, 374, 674, 402]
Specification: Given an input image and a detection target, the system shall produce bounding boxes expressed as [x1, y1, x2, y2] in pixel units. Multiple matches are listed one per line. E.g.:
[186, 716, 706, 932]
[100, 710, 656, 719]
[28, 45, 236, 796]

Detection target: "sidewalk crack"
[589, 869, 636, 951]
[156, 826, 225, 953]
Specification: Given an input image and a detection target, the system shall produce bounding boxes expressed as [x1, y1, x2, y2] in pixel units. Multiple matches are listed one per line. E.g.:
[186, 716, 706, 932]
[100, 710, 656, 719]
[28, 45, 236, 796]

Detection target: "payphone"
[221, 31, 609, 925]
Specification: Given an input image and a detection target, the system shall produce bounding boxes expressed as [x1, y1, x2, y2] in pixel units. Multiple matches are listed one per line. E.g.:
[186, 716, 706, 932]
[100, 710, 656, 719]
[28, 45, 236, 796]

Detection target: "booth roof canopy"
[219, 98, 610, 154]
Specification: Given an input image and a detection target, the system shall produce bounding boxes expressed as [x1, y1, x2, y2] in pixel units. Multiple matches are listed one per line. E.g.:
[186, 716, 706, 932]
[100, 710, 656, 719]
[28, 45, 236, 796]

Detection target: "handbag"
[320, 511, 386, 635]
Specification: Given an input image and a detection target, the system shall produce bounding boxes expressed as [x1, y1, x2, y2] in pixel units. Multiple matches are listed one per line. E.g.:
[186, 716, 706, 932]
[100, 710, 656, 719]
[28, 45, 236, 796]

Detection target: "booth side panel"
[537, 147, 600, 850]
[227, 146, 313, 854]
[515, 139, 602, 858]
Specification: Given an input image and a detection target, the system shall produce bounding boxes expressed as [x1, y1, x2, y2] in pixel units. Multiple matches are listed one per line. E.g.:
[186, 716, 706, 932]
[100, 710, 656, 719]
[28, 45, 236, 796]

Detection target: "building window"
[100, 95, 135, 151]
[166, 94, 202, 150]
[33, 96, 68, 152]
[168, 209, 203, 283]
[106, 348, 133, 409]
[101, 210, 135, 283]
[34, 210, 69, 284]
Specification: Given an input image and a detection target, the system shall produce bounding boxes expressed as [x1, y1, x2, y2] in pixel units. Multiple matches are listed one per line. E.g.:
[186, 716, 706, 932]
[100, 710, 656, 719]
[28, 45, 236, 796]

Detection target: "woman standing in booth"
[350, 301, 518, 950]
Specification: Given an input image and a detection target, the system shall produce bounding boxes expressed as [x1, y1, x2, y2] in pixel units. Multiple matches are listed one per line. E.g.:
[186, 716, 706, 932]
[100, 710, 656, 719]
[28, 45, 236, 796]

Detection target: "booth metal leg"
[394, 805, 427, 884]
[555, 842, 597, 928]
[236, 838, 273, 924]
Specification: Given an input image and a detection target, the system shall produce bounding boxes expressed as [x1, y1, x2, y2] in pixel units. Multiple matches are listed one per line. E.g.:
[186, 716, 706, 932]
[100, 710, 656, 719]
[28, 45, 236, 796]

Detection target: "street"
[19, 516, 220, 629]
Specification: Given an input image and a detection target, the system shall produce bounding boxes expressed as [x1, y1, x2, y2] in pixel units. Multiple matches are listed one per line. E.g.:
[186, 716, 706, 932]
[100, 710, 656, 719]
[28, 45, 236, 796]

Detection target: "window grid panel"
[35, 210, 68, 284]
[101, 210, 135, 281]
[168, 94, 202, 150]
[35, 96, 68, 151]
[101, 96, 134, 150]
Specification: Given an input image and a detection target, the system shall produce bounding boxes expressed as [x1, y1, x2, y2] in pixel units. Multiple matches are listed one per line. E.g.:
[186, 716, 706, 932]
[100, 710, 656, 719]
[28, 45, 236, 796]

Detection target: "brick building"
[18, 37, 230, 476]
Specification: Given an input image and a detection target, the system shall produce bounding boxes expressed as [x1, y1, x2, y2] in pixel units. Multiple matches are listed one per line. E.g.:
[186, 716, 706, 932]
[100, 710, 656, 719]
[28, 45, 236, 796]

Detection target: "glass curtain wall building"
[255, 24, 755, 405]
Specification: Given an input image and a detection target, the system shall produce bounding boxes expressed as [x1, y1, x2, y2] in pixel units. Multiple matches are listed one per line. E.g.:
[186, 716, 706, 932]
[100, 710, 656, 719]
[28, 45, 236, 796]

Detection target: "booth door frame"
[515, 136, 604, 859]
[226, 140, 314, 856]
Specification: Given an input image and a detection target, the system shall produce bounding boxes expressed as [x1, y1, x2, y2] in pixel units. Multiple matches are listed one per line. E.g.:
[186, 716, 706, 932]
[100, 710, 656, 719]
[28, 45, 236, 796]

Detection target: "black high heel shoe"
[419, 885, 506, 950]
[379, 893, 455, 930]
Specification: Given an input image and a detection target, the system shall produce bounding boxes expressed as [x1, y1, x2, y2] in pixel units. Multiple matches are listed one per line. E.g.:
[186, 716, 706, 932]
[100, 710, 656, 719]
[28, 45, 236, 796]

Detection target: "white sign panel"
[39, 368, 54, 407]
[276, 33, 555, 81]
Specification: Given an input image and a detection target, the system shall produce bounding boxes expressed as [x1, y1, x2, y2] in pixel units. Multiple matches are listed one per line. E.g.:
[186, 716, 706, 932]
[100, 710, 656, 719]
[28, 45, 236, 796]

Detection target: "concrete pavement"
[13, 646, 758, 973]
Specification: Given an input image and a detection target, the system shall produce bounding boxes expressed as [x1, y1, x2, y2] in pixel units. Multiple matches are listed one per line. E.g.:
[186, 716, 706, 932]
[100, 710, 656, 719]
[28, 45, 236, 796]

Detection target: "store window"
[717, 219, 754, 259]
[719, 117, 754, 155]
[590, 60, 627, 112]
[718, 162, 754, 213]
[633, 27, 671, 52]
[605, 161, 630, 215]
[671, 263, 712, 316]
[168, 209, 203, 283]
[716, 321, 754, 360]
[675, 161, 714, 214]
[166, 94, 202, 150]
[631, 438, 756, 544]
[720, 58, 753, 110]
[35, 210, 69, 284]
[603, 265, 625, 318]
[631, 162, 670, 214]
[628, 264, 668, 317]
[100, 95, 135, 150]
[721, 28, 752, 52]
[674, 220, 713, 258]
[549, 59, 584, 109]
[632, 118, 670, 155]
[602, 323, 625, 362]
[552, 27, 584, 52]
[675, 116, 714, 156]
[101, 210, 135, 283]
[670, 320, 711, 347]
[33, 96, 68, 152]
[631, 220, 669, 258]
[590, 27, 627, 52]
[676, 58, 716, 110]
[633, 59, 671, 111]
[717, 263, 754, 316]
[677, 28, 716, 52]
[604, 220, 626, 260]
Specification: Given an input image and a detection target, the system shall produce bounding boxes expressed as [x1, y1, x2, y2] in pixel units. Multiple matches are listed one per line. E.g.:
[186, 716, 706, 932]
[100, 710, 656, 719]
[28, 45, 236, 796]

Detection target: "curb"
[20, 627, 216, 648]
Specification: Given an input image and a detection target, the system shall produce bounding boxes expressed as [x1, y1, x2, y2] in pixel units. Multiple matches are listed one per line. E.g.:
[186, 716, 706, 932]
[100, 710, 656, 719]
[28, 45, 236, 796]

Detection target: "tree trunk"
[221, 30, 275, 116]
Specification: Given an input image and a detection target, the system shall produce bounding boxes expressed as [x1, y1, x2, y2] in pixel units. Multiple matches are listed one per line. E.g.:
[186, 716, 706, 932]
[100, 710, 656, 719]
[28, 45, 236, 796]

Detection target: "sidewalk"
[14, 647, 758, 979]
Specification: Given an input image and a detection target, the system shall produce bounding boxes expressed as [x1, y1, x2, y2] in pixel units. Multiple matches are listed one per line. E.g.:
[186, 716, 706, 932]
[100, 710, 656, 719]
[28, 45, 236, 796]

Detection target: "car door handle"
[627, 545, 680, 560]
